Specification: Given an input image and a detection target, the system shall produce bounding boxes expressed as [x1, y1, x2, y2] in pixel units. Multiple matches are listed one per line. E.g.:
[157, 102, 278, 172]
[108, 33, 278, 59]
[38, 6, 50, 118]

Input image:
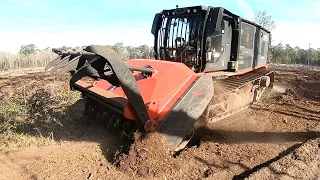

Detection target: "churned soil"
[114, 132, 177, 179]
[0, 64, 319, 180]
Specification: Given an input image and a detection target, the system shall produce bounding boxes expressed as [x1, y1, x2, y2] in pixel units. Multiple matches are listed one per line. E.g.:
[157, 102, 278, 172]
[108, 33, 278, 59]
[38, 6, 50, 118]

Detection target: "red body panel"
[75, 59, 199, 127]
[74, 59, 268, 131]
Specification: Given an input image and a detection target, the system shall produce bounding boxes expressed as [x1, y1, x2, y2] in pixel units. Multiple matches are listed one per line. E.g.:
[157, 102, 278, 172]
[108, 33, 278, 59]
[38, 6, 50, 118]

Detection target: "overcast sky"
[1, 0, 319, 53]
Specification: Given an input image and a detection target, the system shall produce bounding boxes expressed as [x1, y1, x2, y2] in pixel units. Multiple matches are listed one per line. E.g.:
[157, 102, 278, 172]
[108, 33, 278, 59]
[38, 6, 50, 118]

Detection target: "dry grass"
[0, 73, 82, 152]
[0, 50, 57, 72]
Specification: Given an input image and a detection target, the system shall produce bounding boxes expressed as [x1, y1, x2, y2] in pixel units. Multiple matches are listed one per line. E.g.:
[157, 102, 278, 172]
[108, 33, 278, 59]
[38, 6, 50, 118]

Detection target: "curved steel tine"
[51, 55, 73, 71]
[45, 55, 62, 71]
[47, 55, 71, 71]
[57, 55, 82, 73]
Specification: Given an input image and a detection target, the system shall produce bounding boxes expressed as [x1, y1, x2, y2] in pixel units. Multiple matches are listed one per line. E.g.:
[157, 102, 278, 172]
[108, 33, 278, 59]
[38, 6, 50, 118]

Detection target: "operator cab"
[151, 5, 271, 73]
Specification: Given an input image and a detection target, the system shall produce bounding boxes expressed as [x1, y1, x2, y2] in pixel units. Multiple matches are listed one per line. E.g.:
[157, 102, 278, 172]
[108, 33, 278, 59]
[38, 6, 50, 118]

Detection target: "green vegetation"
[19, 44, 39, 55]
[0, 97, 27, 133]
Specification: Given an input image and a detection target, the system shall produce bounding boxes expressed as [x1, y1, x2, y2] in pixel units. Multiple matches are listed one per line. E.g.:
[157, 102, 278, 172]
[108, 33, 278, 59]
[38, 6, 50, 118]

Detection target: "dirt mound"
[115, 132, 176, 178]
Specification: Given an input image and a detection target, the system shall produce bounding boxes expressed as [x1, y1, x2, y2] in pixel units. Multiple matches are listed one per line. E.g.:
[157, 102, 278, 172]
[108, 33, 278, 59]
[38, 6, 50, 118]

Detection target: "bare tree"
[253, 10, 276, 31]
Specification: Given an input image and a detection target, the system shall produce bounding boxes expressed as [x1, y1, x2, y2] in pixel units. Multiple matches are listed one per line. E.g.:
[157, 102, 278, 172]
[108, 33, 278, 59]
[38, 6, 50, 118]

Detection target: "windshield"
[157, 13, 205, 69]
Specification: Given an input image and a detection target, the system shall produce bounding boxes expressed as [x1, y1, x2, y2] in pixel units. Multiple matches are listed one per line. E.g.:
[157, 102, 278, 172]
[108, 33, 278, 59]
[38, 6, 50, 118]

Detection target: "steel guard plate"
[156, 75, 214, 150]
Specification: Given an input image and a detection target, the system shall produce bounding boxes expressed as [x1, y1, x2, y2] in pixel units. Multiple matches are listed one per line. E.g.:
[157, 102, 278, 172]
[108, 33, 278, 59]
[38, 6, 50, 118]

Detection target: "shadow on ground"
[3, 96, 127, 163]
[195, 127, 319, 144]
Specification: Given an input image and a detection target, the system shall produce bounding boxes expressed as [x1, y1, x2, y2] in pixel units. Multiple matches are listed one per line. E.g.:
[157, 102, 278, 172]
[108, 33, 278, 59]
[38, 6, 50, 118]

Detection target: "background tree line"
[19, 43, 155, 60]
[17, 41, 320, 67]
[271, 43, 320, 65]
[253, 10, 320, 66]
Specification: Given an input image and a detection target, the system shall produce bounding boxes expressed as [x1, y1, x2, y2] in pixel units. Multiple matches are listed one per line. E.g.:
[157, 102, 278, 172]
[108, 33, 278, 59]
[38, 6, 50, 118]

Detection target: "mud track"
[0, 64, 319, 180]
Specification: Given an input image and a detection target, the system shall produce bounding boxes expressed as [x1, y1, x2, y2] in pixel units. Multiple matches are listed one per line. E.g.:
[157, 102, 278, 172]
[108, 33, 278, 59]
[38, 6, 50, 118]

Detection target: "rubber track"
[205, 68, 274, 124]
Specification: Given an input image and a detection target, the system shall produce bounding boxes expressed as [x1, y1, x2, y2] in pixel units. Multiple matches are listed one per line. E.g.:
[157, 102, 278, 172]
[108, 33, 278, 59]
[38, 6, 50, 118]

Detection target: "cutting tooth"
[102, 111, 112, 127]
[84, 97, 93, 116]
[82, 96, 140, 143]
[94, 106, 103, 123]
[113, 118, 123, 132]
[129, 125, 139, 140]
[91, 105, 99, 120]
[86, 104, 97, 122]
[107, 116, 116, 129]
[120, 121, 129, 140]
[99, 111, 107, 122]
[120, 120, 135, 140]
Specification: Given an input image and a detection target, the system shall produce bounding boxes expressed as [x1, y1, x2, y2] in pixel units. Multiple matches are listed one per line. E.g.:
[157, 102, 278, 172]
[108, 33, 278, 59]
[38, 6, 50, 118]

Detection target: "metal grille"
[157, 14, 204, 68]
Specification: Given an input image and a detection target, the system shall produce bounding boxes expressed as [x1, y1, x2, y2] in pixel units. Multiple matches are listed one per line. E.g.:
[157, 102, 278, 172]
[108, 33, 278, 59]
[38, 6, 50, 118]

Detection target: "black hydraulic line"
[194, 13, 201, 66]
[159, 16, 166, 58]
[179, 17, 184, 63]
[127, 66, 153, 74]
[175, 18, 179, 51]
[199, 8, 211, 72]
[171, 18, 174, 56]
[164, 17, 171, 58]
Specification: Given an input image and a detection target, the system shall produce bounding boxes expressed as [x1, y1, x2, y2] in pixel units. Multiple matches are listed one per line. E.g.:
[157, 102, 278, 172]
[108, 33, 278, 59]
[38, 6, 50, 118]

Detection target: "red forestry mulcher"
[45, 5, 274, 151]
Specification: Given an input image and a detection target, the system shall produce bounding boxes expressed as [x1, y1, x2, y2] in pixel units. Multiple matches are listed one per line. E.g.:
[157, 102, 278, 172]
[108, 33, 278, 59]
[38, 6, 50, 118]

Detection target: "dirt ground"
[247, 138, 320, 180]
[0, 64, 319, 180]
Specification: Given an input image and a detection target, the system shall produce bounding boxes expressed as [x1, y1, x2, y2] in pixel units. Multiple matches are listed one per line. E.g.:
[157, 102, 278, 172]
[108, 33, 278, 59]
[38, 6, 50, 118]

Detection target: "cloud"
[264, 0, 320, 49]
[271, 21, 320, 49]
[234, 0, 254, 20]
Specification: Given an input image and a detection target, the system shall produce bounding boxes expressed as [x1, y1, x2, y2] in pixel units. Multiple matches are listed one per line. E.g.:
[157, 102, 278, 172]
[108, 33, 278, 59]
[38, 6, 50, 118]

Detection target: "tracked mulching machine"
[45, 6, 274, 151]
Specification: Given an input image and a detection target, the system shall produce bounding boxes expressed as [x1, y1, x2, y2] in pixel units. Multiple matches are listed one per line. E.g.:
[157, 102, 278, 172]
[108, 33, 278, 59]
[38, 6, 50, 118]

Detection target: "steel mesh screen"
[157, 14, 204, 68]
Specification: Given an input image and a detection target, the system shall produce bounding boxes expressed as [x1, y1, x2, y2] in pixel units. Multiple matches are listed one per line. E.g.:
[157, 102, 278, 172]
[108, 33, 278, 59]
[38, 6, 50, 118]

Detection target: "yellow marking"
[236, 61, 239, 71]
